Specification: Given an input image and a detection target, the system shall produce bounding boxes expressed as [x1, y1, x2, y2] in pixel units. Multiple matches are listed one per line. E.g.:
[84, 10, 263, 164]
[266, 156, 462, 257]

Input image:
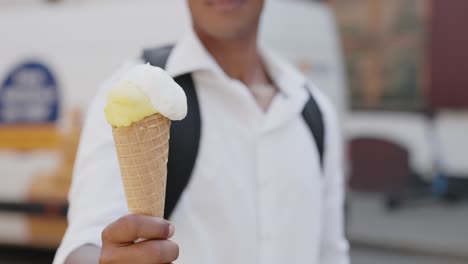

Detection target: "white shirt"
[54, 29, 349, 264]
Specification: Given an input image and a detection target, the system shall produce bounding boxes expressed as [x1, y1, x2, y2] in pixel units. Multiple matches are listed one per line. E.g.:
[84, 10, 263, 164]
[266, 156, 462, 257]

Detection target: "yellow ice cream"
[104, 64, 187, 127]
[104, 80, 157, 127]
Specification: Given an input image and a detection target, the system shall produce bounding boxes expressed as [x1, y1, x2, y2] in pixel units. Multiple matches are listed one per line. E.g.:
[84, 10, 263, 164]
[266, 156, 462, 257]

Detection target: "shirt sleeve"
[53, 60, 142, 264]
[312, 87, 350, 264]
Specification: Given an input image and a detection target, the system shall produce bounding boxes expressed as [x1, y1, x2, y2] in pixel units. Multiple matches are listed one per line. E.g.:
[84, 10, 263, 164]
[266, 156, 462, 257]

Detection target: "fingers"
[102, 214, 174, 244]
[100, 214, 179, 264]
[100, 240, 179, 264]
[130, 239, 179, 264]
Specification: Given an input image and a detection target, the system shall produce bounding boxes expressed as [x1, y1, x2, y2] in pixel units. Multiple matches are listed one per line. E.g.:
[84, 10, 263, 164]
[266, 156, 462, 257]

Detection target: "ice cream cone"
[112, 113, 170, 217]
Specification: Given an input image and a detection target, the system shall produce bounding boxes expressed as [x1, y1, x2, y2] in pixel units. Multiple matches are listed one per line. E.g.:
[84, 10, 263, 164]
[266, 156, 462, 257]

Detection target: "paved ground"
[347, 193, 468, 259]
[351, 246, 468, 264]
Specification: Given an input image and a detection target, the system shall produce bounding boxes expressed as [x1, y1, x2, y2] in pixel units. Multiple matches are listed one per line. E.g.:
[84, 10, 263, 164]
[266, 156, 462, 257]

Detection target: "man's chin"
[202, 25, 256, 41]
[206, 0, 247, 12]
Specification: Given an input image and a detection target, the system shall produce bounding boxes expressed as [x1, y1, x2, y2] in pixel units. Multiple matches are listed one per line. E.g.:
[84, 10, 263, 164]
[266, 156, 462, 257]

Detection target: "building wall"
[430, 0, 468, 110]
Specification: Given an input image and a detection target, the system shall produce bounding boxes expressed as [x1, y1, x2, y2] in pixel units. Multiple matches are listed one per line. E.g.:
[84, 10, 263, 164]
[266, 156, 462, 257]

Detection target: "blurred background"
[0, 0, 467, 263]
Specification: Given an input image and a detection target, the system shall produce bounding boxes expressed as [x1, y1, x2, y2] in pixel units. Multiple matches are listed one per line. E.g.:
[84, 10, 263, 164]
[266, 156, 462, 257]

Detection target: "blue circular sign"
[0, 61, 60, 124]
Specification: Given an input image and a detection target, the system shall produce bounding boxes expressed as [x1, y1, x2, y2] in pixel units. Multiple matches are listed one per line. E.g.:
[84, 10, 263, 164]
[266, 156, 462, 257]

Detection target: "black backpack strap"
[142, 46, 202, 219]
[164, 74, 201, 219]
[301, 86, 325, 169]
[142, 45, 174, 69]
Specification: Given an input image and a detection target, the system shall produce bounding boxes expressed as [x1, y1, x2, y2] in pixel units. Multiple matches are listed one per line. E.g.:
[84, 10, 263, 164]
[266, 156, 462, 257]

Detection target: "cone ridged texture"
[112, 114, 170, 217]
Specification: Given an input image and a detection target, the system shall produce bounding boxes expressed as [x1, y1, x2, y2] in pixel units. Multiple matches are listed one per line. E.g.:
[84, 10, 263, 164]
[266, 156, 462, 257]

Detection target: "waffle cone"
[112, 114, 171, 217]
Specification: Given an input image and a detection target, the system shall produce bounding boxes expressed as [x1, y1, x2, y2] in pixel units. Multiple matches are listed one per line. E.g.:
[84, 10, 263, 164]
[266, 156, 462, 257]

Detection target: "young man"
[54, 0, 349, 263]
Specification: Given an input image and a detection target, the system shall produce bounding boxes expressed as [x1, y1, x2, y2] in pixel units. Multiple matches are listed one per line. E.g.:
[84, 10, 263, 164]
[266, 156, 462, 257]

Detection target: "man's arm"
[53, 61, 141, 264]
[65, 245, 100, 264]
[316, 92, 350, 264]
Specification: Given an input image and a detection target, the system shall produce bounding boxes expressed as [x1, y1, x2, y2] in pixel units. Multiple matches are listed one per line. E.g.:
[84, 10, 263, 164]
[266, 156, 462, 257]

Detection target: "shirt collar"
[259, 46, 308, 101]
[166, 28, 309, 102]
[165, 29, 223, 78]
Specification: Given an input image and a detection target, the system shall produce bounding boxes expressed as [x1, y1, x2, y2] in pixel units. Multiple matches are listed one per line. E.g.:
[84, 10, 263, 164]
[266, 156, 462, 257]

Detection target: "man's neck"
[194, 27, 270, 87]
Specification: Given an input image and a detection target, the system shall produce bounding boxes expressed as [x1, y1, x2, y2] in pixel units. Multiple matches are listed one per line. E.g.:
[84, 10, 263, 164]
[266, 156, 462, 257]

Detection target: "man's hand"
[99, 214, 178, 264]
